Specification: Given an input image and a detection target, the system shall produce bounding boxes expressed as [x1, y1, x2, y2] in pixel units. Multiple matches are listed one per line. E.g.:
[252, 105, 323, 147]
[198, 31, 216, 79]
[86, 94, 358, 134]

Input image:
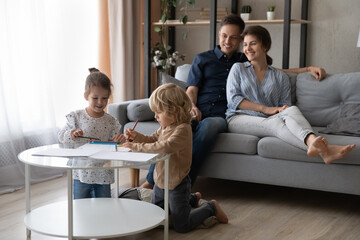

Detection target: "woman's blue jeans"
[146, 117, 227, 186]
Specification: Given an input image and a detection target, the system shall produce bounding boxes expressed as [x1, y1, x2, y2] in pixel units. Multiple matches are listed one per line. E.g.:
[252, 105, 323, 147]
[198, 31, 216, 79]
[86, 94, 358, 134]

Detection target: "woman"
[226, 25, 355, 164]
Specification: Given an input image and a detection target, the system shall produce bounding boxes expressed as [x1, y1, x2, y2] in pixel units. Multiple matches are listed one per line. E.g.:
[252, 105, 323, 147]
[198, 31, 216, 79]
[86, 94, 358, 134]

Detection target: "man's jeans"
[146, 117, 227, 186]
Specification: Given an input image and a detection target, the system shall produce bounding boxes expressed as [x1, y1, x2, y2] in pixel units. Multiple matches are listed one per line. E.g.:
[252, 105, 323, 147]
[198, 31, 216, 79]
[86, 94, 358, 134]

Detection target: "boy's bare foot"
[189, 192, 202, 208]
[140, 181, 154, 189]
[211, 200, 228, 224]
[320, 144, 356, 164]
[307, 136, 327, 157]
[195, 192, 202, 201]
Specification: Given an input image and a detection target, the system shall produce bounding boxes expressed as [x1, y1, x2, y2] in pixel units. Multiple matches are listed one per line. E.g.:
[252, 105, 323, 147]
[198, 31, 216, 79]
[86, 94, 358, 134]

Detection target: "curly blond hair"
[149, 83, 192, 125]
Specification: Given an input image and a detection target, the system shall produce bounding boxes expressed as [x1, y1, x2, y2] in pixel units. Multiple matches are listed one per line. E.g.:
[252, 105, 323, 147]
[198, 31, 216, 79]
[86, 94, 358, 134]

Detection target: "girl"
[226, 26, 355, 164]
[123, 83, 228, 233]
[58, 68, 126, 199]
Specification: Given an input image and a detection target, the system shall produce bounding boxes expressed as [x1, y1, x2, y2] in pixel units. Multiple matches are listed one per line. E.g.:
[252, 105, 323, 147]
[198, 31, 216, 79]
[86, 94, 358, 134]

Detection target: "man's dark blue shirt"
[186, 45, 248, 119]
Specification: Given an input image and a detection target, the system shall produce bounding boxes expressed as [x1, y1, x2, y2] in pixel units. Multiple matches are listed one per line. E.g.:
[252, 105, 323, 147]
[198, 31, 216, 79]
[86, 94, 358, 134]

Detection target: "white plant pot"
[267, 11, 275, 20]
[240, 13, 250, 21]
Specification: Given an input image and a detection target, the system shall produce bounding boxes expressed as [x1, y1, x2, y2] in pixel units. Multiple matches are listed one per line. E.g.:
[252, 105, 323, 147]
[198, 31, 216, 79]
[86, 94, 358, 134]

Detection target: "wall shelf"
[153, 19, 311, 26]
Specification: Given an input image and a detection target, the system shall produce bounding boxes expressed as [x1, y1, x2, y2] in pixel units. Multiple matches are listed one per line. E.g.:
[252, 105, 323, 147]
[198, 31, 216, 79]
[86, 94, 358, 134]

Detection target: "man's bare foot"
[320, 144, 356, 164]
[307, 136, 327, 157]
[140, 181, 154, 189]
[211, 200, 228, 224]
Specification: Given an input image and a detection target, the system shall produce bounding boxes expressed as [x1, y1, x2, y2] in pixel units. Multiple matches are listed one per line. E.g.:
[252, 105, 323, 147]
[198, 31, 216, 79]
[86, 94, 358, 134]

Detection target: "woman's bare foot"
[307, 136, 327, 157]
[307, 136, 356, 163]
[211, 200, 228, 224]
[140, 181, 154, 189]
[320, 144, 356, 164]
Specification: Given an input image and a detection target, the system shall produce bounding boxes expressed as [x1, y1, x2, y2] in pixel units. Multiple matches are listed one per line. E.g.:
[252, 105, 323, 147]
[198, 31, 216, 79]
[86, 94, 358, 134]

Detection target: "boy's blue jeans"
[73, 179, 111, 199]
[152, 176, 216, 233]
[146, 117, 227, 186]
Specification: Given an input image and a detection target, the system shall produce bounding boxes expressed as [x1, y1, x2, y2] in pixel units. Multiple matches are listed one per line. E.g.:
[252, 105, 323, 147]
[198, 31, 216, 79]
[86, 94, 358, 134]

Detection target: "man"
[141, 14, 326, 188]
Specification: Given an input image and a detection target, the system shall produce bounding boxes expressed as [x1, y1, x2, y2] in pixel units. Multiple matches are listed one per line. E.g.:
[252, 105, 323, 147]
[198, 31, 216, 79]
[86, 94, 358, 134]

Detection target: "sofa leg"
[130, 168, 140, 187]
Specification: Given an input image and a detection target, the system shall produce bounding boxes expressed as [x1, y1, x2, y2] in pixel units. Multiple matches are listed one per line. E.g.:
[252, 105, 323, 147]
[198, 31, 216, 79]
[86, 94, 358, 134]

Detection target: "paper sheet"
[89, 151, 158, 162]
[32, 143, 152, 161]
[32, 148, 101, 157]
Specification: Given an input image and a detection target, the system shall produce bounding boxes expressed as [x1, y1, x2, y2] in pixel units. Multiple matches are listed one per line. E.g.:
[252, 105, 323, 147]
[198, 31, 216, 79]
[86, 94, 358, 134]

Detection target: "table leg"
[67, 169, 73, 240]
[25, 164, 31, 239]
[114, 168, 119, 198]
[164, 158, 169, 240]
[130, 168, 140, 187]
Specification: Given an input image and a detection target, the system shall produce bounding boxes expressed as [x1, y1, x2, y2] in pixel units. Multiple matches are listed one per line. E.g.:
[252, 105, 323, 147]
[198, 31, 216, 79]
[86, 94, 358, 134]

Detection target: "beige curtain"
[108, 0, 141, 102]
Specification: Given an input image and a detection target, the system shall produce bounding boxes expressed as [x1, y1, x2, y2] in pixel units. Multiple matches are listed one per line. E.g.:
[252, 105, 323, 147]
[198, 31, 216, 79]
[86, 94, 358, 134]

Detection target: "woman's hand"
[71, 129, 83, 139]
[262, 105, 289, 115]
[113, 134, 126, 143]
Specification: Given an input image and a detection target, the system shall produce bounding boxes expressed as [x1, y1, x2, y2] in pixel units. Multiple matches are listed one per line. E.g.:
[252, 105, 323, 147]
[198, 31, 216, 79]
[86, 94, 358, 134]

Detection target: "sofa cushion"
[126, 99, 154, 122]
[319, 103, 360, 136]
[160, 72, 186, 90]
[212, 133, 259, 154]
[296, 72, 360, 127]
[258, 128, 360, 165]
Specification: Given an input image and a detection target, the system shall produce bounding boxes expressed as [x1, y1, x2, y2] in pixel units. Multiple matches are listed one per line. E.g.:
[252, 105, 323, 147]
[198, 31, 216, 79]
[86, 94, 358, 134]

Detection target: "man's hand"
[308, 66, 327, 81]
[191, 105, 202, 122]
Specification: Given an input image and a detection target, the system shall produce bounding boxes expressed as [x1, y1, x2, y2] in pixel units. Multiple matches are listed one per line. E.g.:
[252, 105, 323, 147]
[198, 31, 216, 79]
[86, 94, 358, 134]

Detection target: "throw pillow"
[160, 72, 186, 90]
[126, 99, 154, 122]
[174, 64, 191, 82]
[319, 103, 360, 137]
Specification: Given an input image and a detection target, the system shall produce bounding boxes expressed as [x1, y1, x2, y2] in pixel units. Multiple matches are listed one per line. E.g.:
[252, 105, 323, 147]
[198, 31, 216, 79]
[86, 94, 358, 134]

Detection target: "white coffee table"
[18, 144, 169, 240]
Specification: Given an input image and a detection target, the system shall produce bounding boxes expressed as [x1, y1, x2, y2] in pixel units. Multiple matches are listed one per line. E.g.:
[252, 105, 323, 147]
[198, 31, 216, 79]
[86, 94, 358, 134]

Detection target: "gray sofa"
[108, 65, 360, 195]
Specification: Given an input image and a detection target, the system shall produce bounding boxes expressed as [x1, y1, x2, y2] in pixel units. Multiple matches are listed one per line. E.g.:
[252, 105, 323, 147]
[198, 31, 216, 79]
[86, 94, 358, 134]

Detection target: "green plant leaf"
[154, 27, 161, 32]
[187, 0, 195, 5]
[182, 15, 188, 25]
[161, 13, 167, 23]
[182, 32, 188, 40]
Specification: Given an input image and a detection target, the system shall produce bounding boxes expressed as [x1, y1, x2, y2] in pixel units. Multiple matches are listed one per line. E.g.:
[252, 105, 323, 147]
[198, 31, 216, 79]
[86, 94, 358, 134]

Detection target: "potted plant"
[240, 5, 252, 21]
[267, 6, 275, 20]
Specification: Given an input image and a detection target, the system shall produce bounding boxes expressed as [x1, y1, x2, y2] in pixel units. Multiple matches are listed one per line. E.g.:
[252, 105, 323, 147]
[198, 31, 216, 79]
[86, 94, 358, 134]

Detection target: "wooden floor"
[1, 168, 360, 240]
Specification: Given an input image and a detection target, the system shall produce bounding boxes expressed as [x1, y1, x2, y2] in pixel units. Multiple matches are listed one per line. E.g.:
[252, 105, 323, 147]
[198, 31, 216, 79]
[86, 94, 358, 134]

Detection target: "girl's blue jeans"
[73, 179, 111, 199]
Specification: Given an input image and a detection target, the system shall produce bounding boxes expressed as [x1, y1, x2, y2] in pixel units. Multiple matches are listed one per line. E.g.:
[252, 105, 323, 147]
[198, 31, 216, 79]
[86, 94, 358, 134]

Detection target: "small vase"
[240, 13, 250, 21]
[267, 11, 275, 20]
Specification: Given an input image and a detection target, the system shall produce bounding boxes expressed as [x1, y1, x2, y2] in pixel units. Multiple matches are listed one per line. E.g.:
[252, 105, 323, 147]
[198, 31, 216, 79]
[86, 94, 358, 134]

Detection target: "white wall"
[175, 0, 360, 73]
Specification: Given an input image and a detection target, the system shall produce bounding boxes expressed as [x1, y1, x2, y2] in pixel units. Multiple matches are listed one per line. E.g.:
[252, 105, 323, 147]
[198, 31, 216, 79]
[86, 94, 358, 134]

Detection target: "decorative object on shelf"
[153, 0, 194, 81]
[151, 42, 185, 72]
[200, 8, 228, 20]
[240, 5, 252, 21]
[267, 6, 276, 20]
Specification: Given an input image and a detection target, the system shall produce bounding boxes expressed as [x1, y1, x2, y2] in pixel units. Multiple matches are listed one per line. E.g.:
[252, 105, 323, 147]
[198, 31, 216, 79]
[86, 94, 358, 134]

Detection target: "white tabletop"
[18, 144, 164, 170]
